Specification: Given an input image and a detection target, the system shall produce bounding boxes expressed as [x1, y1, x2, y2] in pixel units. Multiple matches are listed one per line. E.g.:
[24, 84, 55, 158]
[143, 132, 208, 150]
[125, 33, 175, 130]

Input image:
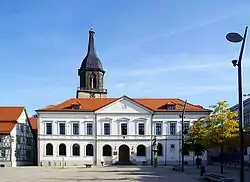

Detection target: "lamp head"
[232, 60, 238, 67]
[226, 32, 243, 43]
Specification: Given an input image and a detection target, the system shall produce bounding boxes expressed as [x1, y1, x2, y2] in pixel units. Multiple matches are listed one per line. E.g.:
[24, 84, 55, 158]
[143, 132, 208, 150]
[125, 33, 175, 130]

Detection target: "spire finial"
[90, 25, 94, 32]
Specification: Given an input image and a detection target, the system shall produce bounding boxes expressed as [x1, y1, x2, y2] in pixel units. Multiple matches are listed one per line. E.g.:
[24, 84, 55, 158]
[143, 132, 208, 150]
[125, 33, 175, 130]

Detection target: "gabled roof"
[36, 96, 211, 113]
[0, 106, 24, 134]
[0, 121, 16, 134]
[0, 106, 24, 121]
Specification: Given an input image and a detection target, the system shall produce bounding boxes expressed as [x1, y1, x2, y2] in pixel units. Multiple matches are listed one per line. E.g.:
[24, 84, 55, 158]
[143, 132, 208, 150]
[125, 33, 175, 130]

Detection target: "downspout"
[94, 113, 97, 165]
[150, 113, 154, 165]
[165, 134, 167, 165]
[10, 134, 12, 167]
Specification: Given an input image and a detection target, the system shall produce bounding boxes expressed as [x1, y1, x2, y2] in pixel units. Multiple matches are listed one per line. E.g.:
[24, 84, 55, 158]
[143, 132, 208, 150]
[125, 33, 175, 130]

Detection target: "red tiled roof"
[0, 121, 16, 134]
[29, 117, 38, 130]
[37, 96, 211, 112]
[0, 107, 24, 134]
[0, 107, 24, 121]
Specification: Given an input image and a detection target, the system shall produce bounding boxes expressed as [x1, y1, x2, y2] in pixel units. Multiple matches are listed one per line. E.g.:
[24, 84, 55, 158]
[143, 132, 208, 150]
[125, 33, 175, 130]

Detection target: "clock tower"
[76, 29, 107, 98]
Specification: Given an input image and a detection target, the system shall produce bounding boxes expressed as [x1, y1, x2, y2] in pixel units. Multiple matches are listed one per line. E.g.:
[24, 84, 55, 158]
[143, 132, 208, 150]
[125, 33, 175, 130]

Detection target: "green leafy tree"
[205, 101, 239, 147]
[184, 101, 239, 155]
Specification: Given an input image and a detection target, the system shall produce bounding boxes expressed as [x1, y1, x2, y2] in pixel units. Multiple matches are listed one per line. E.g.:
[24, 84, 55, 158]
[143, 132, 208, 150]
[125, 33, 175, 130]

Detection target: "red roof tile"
[0, 107, 24, 121]
[29, 117, 38, 130]
[0, 107, 24, 134]
[37, 97, 210, 112]
[0, 121, 16, 134]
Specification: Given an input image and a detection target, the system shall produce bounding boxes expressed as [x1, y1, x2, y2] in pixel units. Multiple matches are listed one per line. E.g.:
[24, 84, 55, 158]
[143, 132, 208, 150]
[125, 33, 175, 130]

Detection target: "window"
[72, 144, 80, 156]
[137, 145, 146, 156]
[72, 105, 80, 110]
[168, 105, 175, 110]
[87, 123, 93, 135]
[89, 73, 97, 89]
[156, 123, 162, 135]
[59, 123, 65, 135]
[121, 123, 127, 135]
[158, 143, 163, 156]
[0, 150, 6, 157]
[86, 144, 93, 156]
[59, 144, 66, 156]
[170, 123, 176, 135]
[73, 123, 79, 135]
[104, 123, 110, 135]
[20, 125, 24, 132]
[184, 121, 190, 134]
[102, 145, 112, 156]
[138, 123, 145, 135]
[46, 123, 52, 135]
[46, 143, 53, 156]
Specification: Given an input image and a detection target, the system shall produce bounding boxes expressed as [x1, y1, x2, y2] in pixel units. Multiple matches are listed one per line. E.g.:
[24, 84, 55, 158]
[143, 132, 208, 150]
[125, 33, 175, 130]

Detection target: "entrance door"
[119, 145, 130, 164]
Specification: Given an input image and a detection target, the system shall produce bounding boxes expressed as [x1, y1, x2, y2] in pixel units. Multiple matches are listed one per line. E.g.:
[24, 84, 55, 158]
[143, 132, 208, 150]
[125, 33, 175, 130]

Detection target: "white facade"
[37, 97, 209, 166]
[0, 109, 35, 167]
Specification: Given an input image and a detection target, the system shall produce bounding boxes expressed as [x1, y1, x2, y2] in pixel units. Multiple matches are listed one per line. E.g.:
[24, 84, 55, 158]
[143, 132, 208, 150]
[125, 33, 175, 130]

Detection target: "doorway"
[119, 145, 130, 164]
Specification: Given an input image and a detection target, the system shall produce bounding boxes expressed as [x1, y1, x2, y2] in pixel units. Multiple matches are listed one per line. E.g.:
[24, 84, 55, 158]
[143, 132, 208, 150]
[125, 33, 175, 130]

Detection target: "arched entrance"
[119, 145, 130, 164]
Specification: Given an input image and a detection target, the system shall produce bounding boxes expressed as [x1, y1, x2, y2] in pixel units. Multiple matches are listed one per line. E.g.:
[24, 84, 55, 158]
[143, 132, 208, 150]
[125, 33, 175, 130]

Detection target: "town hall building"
[36, 29, 211, 166]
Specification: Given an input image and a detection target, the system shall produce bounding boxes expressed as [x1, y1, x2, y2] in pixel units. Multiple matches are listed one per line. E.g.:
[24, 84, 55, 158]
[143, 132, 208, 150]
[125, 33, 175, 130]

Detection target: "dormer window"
[71, 101, 81, 110]
[168, 105, 176, 110]
[72, 104, 80, 110]
[158, 102, 176, 110]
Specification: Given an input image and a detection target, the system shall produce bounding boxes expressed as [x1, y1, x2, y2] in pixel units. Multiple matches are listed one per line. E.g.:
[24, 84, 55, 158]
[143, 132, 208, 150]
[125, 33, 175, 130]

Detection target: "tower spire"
[76, 29, 107, 98]
[87, 27, 96, 55]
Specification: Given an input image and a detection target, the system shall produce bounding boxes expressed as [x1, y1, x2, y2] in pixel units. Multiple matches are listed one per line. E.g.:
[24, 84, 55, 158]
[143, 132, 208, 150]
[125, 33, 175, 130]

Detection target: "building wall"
[10, 110, 36, 167]
[0, 135, 12, 167]
[38, 98, 209, 166]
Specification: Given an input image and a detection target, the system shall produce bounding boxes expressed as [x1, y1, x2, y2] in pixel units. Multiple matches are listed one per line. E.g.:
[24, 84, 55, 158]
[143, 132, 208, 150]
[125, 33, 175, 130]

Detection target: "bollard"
[101, 161, 104, 166]
[40, 162, 42, 167]
[48, 161, 51, 166]
[200, 166, 206, 176]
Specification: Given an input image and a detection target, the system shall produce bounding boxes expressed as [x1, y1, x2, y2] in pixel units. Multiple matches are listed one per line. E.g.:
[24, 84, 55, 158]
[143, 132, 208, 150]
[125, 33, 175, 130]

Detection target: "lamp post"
[181, 100, 187, 172]
[226, 26, 248, 182]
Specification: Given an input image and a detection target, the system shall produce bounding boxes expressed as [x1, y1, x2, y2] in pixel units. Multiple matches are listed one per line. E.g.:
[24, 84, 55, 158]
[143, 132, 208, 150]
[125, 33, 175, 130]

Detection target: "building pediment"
[95, 96, 152, 114]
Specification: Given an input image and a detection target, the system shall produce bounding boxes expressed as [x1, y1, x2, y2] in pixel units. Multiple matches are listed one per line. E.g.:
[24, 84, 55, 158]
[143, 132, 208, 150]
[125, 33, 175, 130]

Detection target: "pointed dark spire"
[87, 28, 97, 55]
[79, 28, 104, 74]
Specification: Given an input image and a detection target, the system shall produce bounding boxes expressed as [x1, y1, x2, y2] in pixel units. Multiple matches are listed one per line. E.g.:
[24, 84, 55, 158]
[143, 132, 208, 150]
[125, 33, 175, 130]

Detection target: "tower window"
[89, 73, 97, 89]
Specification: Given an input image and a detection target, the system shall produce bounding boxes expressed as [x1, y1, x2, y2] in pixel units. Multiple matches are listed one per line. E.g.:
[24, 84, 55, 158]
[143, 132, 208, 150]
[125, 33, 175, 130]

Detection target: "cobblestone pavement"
[183, 165, 250, 182]
[0, 166, 201, 182]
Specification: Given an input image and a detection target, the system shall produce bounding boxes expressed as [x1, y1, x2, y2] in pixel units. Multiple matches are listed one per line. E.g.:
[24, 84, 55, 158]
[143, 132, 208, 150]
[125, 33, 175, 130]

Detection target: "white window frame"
[103, 122, 111, 135]
[137, 122, 145, 135]
[85, 122, 93, 135]
[58, 121, 66, 135]
[155, 122, 162, 135]
[44, 121, 53, 135]
[169, 121, 177, 135]
[71, 121, 80, 135]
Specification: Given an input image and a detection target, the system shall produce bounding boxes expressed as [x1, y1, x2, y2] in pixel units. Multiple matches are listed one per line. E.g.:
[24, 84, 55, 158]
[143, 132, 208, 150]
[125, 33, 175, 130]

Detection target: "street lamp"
[180, 100, 187, 172]
[226, 26, 248, 182]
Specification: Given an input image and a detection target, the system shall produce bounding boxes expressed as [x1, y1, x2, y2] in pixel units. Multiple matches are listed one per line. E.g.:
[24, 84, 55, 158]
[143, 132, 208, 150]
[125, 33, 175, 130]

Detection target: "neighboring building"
[230, 97, 250, 129]
[36, 96, 211, 166]
[29, 115, 38, 165]
[0, 107, 35, 167]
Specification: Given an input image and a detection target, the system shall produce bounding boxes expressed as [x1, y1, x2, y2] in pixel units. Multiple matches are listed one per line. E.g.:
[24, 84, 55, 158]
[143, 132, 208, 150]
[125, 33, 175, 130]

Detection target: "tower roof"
[79, 29, 104, 73]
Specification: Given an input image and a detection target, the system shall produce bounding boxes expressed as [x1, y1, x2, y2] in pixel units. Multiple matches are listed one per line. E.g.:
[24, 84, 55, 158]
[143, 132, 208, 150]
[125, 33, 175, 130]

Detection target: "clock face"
[90, 93, 96, 98]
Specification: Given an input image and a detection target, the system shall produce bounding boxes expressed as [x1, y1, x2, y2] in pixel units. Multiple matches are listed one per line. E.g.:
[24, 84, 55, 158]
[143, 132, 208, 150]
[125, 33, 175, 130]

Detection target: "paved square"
[0, 166, 200, 182]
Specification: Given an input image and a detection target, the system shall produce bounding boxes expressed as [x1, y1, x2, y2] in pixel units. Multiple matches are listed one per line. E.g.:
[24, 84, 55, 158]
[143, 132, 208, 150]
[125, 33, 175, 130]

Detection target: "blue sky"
[1, 0, 250, 115]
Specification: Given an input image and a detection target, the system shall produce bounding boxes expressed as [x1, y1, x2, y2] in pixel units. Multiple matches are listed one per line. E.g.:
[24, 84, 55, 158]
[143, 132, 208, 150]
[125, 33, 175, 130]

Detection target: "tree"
[205, 101, 239, 147]
[184, 119, 209, 157]
[184, 101, 239, 155]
